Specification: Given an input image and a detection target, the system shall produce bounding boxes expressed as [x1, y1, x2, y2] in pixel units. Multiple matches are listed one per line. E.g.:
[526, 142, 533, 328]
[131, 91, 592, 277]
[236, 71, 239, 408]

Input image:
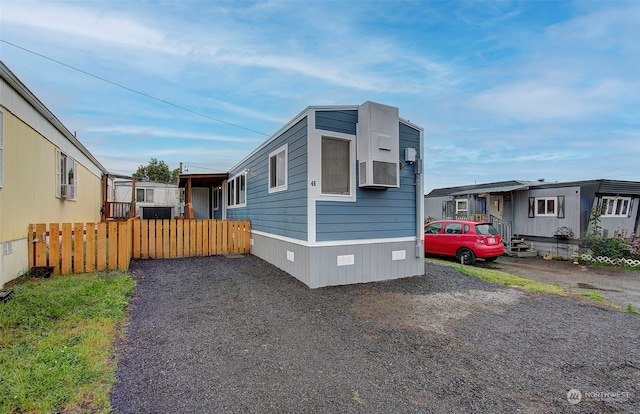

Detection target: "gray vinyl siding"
[315, 110, 357, 134]
[316, 122, 421, 242]
[226, 117, 308, 241]
[512, 186, 581, 238]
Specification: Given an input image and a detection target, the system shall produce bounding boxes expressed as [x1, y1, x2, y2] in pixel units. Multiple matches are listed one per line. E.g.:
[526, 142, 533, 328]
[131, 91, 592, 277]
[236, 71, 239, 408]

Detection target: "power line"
[0, 39, 270, 137]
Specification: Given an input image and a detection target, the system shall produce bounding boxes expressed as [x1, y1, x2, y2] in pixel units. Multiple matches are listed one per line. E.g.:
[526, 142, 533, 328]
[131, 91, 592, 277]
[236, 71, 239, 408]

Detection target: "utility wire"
[0, 39, 270, 137]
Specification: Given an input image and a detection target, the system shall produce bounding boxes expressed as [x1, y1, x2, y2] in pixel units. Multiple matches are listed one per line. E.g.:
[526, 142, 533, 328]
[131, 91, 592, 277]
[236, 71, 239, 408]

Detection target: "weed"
[626, 303, 640, 314]
[582, 291, 604, 301]
[352, 390, 364, 405]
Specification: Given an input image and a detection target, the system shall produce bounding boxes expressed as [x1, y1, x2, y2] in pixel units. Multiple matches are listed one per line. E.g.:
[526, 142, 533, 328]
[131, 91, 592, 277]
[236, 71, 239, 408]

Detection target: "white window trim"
[601, 196, 631, 217]
[535, 197, 557, 217]
[314, 131, 356, 202]
[268, 144, 288, 193]
[455, 199, 468, 214]
[136, 188, 154, 203]
[56, 149, 77, 201]
[227, 173, 247, 209]
[213, 186, 220, 211]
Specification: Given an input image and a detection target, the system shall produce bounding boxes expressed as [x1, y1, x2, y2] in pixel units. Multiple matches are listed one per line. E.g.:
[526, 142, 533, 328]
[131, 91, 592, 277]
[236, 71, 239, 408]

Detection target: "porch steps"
[507, 237, 538, 257]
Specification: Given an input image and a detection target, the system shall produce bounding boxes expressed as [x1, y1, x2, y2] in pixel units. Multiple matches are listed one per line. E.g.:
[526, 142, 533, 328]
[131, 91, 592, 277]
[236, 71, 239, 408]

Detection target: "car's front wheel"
[457, 248, 476, 265]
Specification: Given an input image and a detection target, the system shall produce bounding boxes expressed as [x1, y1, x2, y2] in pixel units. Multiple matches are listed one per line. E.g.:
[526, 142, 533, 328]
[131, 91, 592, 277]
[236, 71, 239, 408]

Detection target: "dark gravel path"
[111, 255, 639, 413]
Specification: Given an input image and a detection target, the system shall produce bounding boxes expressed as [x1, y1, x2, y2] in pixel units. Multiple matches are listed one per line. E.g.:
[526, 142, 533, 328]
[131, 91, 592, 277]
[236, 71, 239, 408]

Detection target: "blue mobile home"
[218, 101, 424, 288]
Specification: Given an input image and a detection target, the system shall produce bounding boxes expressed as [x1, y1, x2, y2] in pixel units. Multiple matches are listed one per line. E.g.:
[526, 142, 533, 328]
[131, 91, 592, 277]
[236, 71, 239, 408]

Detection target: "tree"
[132, 158, 180, 184]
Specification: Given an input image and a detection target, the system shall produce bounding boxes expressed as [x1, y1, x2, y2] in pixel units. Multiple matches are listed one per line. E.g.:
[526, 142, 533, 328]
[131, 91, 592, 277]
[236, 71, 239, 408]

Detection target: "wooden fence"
[28, 219, 251, 275]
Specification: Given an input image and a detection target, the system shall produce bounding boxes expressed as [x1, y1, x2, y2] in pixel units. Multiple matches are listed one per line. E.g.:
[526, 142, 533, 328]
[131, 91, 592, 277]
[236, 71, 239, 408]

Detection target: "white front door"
[192, 188, 210, 219]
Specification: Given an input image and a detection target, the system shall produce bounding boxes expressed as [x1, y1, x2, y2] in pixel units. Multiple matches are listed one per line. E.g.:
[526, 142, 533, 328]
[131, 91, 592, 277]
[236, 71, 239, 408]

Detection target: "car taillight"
[476, 237, 486, 244]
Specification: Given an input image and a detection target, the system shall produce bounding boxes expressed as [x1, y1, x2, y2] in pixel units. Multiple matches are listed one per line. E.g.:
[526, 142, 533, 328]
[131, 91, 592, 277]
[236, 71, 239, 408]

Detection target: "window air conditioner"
[61, 184, 72, 198]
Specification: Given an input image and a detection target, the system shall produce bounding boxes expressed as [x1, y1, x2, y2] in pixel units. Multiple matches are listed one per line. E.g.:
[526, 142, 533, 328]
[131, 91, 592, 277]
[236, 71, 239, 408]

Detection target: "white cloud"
[85, 125, 263, 144]
[1, 2, 182, 54]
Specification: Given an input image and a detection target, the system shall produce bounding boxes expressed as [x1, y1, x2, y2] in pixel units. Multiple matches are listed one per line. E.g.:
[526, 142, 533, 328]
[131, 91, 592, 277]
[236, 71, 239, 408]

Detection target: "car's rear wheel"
[457, 248, 476, 265]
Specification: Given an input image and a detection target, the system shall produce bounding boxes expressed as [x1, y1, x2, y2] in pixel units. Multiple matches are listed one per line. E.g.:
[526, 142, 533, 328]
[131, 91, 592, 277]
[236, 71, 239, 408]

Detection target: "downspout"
[415, 156, 423, 258]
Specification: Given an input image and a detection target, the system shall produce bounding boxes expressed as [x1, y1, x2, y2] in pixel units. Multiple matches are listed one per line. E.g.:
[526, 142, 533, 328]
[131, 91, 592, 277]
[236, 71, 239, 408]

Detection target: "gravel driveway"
[111, 255, 639, 413]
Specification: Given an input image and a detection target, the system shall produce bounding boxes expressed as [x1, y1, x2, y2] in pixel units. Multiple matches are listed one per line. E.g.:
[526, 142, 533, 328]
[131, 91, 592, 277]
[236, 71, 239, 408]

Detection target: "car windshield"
[475, 223, 499, 235]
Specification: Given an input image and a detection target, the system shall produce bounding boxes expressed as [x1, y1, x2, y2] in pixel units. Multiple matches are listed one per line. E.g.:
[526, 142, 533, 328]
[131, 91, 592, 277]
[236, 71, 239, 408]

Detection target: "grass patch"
[626, 304, 640, 314]
[0, 271, 135, 413]
[426, 258, 566, 295]
[582, 291, 604, 301]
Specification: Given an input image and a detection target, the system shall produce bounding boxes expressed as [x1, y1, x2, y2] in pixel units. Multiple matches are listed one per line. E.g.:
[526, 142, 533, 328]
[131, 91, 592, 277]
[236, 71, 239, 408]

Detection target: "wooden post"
[185, 178, 192, 219]
[73, 222, 84, 273]
[170, 219, 177, 258]
[97, 222, 107, 270]
[117, 221, 128, 270]
[130, 177, 136, 218]
[108, 221, 118, 270]
[177, 219, 184, 258]
[162, 219, 170, 258]
[49, 223, 60, 274]
[101, 174, 108, 222]
[61, 223, 72, 274]
[85, 223, 95, 272]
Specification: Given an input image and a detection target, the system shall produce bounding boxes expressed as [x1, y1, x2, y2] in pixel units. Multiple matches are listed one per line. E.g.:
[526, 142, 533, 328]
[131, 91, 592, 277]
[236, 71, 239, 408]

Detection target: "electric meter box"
[356, 101, 400, 189]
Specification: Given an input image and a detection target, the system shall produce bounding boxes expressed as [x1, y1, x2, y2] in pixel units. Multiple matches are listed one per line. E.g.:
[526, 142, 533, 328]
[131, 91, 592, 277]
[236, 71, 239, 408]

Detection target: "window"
[601, 197, 631, 217]
[535, 197, 556, 216]
[444, 222, 463, 234]
[424, 222, 443, 234]
[321, 136, 351, 195]
[455, 199, 468, 215]
[0, 110, 4, 188]
[56, 150, 77, 200]
[213, 186, 220, 210]
[269, 145, 288, 193]
[136, 188, 154, 202]
[227, 174, 246, 208]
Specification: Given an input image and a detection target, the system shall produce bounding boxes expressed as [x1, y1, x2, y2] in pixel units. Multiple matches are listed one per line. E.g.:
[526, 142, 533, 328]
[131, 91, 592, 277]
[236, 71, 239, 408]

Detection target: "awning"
[450, 183, 531, 196]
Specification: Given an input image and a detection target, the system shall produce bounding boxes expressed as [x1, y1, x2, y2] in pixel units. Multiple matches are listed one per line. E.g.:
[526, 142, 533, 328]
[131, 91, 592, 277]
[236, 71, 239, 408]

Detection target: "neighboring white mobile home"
[113, 180, 182, 219]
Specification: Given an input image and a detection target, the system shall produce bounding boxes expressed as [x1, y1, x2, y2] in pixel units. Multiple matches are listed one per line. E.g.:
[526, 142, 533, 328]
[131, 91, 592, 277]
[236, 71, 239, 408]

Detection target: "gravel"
[111, 255, 639, 413]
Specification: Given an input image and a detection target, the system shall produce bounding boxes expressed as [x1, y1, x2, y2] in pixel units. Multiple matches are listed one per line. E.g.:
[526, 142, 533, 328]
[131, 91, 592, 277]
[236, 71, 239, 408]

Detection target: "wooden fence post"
[49, 223, 60, 274]
[117, 221, 128, 270]
[108, 221, 118, 270]
[85, 222, 96, 272]
[73, 222, 84, 273]
[61, 223, 72, 274]
[97, 222, 107, 271]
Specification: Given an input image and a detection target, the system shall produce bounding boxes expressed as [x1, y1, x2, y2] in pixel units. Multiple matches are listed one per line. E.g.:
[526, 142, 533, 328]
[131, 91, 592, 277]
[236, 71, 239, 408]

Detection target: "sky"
[1, 0, 638, 194]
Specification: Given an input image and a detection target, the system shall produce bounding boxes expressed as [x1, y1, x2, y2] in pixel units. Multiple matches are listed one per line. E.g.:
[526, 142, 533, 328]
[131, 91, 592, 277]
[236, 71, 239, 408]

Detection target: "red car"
[424, 219, 504, 265]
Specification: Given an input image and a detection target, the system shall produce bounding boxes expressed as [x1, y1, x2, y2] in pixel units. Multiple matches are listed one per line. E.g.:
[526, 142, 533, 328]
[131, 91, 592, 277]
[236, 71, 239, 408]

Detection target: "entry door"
[192, 188, 210, 219]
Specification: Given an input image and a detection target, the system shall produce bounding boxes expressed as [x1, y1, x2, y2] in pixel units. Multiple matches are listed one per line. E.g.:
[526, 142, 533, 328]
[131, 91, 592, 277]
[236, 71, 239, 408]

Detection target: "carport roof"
[178, 173, 228, 188]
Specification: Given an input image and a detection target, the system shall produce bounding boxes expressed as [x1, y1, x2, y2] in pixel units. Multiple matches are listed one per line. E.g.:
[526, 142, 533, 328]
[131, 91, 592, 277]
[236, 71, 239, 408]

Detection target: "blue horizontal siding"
[316, 110, 358, 135]
[227, 117, 308, 241]
[317, 120, 421, 242]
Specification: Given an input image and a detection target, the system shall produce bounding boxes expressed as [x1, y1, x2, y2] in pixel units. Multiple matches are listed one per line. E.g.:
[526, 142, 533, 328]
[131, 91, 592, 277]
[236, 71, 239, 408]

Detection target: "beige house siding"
[0, 64, 106, 287]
